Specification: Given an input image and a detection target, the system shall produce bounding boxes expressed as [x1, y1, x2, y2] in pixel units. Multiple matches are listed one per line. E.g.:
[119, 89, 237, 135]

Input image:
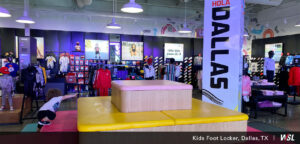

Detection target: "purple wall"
[0, 28, 202, 59]
[71, 32, 84, 53]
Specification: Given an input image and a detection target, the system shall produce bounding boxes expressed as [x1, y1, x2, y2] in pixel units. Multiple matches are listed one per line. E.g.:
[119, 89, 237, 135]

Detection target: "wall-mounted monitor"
[121, 41, 144, 61]
[164, 43, 184, 62]
[85, 39, 109, 60]
[265, 43, 283, 62]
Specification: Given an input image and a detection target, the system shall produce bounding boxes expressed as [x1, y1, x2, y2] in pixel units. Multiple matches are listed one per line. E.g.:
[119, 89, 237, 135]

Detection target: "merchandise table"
[77, 97, 248, 132]
[249, 90, 288, 119]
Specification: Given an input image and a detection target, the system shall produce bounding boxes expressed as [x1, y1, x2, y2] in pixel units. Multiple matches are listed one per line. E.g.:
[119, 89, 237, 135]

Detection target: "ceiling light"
[179, 1, 191, 34]
[107, 0, 121, 29]
[179, 24, 192, 34]
[121, 0, 143, 13]
[16, 16, 35, 24]
[106, 18, 121, 29]
[16, 0, 35, 24]
[0, 6, 11, 17]
[295, 22, 300, 27]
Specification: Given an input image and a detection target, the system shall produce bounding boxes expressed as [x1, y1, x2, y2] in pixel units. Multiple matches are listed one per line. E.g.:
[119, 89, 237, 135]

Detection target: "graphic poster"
[36, 37, 45, 59]
[85, 40, 109, 60]
[121, 41, 143, 61]
[164, 43, 184, 62]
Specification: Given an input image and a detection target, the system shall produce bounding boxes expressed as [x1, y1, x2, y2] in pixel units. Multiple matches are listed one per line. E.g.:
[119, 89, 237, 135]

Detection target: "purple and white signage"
[202, 0, 244, 111]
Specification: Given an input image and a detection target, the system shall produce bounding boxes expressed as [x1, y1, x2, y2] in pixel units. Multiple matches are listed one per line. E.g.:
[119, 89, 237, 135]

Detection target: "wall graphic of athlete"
[130, 44, 137, 57]
[95, 43, 100, 59]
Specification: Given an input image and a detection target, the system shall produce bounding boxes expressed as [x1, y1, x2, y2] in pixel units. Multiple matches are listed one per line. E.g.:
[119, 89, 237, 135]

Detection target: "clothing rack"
[19, 65, 46, 123]
[288, 65, 300, 105]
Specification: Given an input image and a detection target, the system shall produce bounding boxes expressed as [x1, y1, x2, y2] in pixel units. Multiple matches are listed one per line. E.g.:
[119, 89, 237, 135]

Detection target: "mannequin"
[264, 51, 275, 82]
[144, 58, 155, 80]
[5, 53, 19, 94]
[75, 42, 81, 52]
[0, 67, 14, 111]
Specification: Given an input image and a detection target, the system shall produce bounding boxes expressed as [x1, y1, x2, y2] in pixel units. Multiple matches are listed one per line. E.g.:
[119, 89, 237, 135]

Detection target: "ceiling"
[0, 0, 292, 22]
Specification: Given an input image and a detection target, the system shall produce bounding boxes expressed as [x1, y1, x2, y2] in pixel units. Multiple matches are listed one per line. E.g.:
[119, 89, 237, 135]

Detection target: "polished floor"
[0, 91, 299, 132]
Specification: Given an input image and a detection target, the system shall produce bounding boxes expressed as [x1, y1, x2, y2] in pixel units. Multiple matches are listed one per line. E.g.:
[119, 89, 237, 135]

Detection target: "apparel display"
[93, 67, 111, 96]
[0, 67, 14, 111]
[45, 56, 56, 69]
[5, 62, 19, 77]
[21, 65, 37, 98]
[59, 55, 70, 73]
[144, 58, 155, 80]
[264, 57, 275, 82]
[288, 67, 300, 86]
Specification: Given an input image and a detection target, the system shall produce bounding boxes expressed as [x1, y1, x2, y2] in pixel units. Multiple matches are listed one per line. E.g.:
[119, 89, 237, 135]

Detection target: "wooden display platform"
[0, 94, 31, 124]
[77, 97, 248, 132]
[111, 80, 193, 113]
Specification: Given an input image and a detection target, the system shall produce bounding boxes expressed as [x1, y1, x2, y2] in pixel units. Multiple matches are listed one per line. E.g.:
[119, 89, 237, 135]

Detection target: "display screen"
[85, 39, 109, 60]
[265, 43, 283, 62]
[164, 43, 184, 61]
[121, 41, 143, 61]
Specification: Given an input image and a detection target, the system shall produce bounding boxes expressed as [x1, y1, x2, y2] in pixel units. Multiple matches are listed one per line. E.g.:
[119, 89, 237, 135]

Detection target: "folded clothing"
[261, 90, 275, 96]
[260, 90, 284, 96]
[258, 101, 282, 108]
[274, 91, 284, 95]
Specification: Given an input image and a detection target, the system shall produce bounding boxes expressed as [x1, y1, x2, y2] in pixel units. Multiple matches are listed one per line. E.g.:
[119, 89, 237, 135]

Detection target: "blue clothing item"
[285, 56, 294, 66]
[294, 55, 300, 59]
[294, 55, 300, 66]
[5, 63, 19, 77]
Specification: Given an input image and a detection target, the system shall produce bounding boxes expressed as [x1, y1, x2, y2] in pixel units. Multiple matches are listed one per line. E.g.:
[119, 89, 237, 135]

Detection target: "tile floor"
[0, 90, 299, 132]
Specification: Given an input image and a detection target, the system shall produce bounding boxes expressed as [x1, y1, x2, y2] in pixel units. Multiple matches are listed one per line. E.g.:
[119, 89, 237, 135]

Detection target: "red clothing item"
[93, 69, 111, 96]
[93, 68, 103, 89]
[288, 67, 300, 86]
[97, 88, 109, 96]
[100, 69, 111, 89]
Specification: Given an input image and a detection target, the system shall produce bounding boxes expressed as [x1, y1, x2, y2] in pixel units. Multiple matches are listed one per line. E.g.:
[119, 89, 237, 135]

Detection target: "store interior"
[0, 0, 299, 134]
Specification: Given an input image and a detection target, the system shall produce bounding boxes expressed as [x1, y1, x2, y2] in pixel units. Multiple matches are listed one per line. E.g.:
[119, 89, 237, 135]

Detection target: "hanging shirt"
[175, 65, 181, 78]
[93, 68, 104, 89]
[59, 56, 69, 73]
[45, 56, 56, 69]
[165, 64, 176, 81]
[94, 68, 112, 89]
[285, 56, 294, 66]
[5, 63, 19, 77]
[101, 69, 112, 89]
[144, 65, 155, 79]
[39, 96, 63, 112]
[264, 58, 275, 75]
[288, 67, 300, 86]
[194, 56, 202, 66]
[242, 75, 251, 97]
[21, 66, 37, 98]
[35, 66, 45, 86]
[40, 67, 47, 84]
